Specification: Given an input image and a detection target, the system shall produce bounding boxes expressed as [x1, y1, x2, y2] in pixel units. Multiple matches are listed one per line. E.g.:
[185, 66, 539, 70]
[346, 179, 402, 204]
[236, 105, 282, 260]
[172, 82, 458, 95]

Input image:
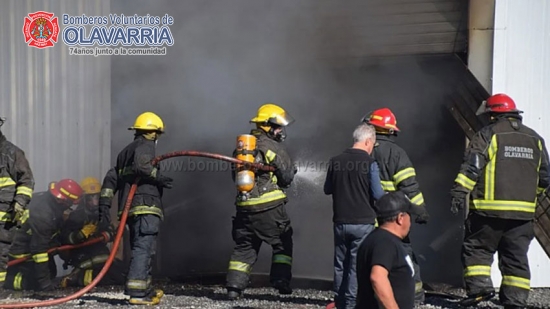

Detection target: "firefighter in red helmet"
[362, 107, 430, 305]
[4, 179, 83, 291]
[452, 93, 550, 308]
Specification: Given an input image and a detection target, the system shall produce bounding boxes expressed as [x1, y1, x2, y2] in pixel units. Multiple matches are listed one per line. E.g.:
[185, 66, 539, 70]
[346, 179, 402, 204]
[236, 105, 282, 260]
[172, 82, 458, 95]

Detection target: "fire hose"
[0, 151, 273, 308]
[7, 236, 108, 267]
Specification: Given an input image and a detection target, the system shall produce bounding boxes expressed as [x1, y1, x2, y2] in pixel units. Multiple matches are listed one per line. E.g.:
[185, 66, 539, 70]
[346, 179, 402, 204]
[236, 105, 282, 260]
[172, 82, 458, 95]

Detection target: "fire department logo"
[22, 11, 59, 49]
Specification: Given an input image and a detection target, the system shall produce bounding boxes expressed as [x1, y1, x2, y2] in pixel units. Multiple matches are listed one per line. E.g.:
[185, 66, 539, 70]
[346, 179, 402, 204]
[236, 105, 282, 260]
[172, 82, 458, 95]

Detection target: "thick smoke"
[111, 1, 466, 286]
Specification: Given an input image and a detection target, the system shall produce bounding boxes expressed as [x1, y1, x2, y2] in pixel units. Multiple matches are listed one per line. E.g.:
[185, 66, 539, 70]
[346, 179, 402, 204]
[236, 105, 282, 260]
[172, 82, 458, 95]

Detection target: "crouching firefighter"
[362, 108, 430, 305]
[58, 176, 124, 287]
[0, 116, 35, 286]
[115, 112, 173, 305]
[451, 94, 550, 309]
[4, 179, 83, 291]
[226, 103, 298, 300]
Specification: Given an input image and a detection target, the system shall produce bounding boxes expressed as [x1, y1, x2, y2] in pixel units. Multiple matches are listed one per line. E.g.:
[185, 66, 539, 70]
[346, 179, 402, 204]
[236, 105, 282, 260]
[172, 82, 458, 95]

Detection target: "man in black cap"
[355, 191, 423, 309]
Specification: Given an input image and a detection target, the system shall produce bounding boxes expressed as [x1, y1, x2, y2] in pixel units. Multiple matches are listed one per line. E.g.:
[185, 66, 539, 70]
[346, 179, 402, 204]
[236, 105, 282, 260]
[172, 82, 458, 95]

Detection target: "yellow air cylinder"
[235, 134, 257, 193]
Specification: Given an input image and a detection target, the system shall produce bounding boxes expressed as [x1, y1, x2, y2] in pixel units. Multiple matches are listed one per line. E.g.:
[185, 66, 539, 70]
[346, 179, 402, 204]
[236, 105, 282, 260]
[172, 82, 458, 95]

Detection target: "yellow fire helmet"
[250, 103, 295, 127]
[80, 176, 101, 195]
[128, 112, 165, 133]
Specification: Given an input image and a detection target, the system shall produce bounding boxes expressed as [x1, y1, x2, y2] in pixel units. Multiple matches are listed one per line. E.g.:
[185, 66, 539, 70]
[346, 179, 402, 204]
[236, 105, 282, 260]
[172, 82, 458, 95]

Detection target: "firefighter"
[4, 179, 83, 291]
[362, 108, 430, 305]
[0, 117, 35, 286]
[451, 93, 550, 309]
[58, 176, 124, 287]
[226, 103, 297, 300]
[114, 112, 172, 305]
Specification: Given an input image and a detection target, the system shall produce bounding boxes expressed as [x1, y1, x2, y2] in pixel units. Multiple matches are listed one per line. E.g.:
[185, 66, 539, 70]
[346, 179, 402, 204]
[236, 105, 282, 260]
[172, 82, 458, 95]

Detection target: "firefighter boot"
[128, 289, 164, 305]
[459, 289, 496, 307]
[60, 269, 81, 288]
[272, 279, 292, 295]
[227, 287, 242, 300]
[414, 289, 425, 306]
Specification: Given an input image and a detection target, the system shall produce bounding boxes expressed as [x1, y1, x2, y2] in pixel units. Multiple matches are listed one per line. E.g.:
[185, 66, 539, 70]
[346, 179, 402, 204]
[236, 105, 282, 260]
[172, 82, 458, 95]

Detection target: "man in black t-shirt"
[356, 191, 422, 309]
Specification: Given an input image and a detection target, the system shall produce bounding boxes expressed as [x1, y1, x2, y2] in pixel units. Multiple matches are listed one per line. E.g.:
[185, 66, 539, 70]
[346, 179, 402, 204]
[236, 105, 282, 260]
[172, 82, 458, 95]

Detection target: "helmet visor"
[360, 111, 372, 123]
[269, 111, 295, 127]
[476, 100, 487, 116]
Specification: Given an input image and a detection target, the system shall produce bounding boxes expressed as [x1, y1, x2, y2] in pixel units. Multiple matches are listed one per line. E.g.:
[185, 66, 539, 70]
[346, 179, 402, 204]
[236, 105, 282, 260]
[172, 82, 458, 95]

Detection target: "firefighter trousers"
[0, 222, 15, 285]
[3, 255, 57, 291]
[226, 204, 293, 291]
[462, 213, 534, 307]
[403, 234, 424, 302]
[125, 214, 160, 297]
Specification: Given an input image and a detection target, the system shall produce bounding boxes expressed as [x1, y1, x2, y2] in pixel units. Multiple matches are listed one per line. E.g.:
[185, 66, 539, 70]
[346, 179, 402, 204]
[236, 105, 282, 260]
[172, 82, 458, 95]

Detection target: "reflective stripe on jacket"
[0, 134, 34, 212]
[372, 134, 428, 214]
[454, 116, 550, 220]
[234, 129, 295, 212]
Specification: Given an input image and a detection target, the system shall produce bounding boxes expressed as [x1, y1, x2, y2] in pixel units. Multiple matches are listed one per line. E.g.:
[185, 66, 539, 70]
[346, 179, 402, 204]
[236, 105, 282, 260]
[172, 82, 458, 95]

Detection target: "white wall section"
[491, 0, 550, 288]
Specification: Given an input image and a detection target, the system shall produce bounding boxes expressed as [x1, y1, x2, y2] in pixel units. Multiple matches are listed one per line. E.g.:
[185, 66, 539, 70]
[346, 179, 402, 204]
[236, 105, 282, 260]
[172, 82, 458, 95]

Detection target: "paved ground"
[1, 283, 549, 308]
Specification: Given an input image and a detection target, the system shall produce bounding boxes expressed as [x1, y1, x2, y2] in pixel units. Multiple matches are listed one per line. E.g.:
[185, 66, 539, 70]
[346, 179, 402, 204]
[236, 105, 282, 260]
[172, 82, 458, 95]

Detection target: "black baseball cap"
[375, 191, 423, 219]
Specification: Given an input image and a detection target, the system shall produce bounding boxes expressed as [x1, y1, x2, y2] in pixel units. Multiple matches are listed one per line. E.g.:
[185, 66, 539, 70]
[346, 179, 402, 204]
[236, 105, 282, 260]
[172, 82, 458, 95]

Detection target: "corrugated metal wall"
[0, 0, 111, 192]
[491, 0, 550, 287]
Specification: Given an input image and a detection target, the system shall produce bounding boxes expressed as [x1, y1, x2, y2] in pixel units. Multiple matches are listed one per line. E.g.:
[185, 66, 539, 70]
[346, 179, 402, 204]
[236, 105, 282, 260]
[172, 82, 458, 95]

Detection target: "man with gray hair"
[324, 123, 385, 309]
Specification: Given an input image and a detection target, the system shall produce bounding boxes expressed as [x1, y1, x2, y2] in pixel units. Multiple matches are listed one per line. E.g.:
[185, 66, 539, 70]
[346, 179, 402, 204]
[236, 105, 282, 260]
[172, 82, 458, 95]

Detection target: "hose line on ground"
[7, 236, 107, 267]
[0, 151, 272, 308]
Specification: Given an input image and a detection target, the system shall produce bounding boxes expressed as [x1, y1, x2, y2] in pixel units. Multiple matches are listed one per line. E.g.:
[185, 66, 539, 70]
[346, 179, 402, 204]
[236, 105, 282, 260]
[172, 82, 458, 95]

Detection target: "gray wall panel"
[0, 0, 111, 192]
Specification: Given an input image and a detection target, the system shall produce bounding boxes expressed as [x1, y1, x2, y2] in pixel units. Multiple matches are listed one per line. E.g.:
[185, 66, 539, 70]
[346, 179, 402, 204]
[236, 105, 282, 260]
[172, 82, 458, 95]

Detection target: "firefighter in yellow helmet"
[115, 112, 172, 305]
[226, 103, 298, 300]
[57, 176, 123, 288]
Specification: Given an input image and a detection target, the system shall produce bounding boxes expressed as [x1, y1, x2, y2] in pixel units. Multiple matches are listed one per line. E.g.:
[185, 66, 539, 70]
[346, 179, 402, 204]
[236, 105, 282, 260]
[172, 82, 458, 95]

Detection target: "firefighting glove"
[98, 205, 111, 230]
[450, 187, 469, 215]
[80, 223, 98, 239]
[415, 210, 430, 224]
[156, 173, 173, 189]
[100, 225, 116, 243]
[12, 202, 27, 227]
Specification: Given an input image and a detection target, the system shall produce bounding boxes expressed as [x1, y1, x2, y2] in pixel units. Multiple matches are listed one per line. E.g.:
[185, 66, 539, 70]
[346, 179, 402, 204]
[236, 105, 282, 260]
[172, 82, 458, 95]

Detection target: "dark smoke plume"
[111, 0, 466, 286]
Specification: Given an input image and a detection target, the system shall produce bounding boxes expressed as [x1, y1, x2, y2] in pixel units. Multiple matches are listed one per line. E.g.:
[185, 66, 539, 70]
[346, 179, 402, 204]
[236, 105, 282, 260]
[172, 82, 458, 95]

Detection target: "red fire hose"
[0, 151, 273, 308]
[7, 235, 108, 267]
[151, 150, 275, 171]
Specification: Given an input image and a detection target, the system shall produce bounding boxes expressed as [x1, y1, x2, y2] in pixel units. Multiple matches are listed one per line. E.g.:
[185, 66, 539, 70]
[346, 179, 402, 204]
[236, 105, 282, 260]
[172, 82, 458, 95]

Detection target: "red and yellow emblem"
[23, 11, 59, 49]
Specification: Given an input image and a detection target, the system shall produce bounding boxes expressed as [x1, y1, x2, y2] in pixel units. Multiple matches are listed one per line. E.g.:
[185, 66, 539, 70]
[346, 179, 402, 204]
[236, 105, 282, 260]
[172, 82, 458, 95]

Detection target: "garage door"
[303, 0, 468, 58]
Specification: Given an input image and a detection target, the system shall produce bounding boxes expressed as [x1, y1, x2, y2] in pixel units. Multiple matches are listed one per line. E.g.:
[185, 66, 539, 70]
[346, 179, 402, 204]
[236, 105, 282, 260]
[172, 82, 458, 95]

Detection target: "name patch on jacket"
[504, 146, 534, 159]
